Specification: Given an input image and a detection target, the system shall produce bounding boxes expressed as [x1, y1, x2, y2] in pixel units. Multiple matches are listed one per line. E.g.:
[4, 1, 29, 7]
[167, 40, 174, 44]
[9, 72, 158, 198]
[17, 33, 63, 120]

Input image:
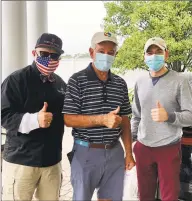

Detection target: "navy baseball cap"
[35, 33, 64, 54]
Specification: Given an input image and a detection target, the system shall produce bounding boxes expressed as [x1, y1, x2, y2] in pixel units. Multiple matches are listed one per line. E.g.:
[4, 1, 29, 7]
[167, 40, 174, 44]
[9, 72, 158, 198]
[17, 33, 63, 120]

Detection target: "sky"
[48, 1, 106, 55]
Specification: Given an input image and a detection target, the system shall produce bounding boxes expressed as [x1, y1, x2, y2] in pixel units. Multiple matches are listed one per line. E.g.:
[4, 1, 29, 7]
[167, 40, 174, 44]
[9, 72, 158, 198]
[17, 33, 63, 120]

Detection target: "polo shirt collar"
[86, 62, 115, 82]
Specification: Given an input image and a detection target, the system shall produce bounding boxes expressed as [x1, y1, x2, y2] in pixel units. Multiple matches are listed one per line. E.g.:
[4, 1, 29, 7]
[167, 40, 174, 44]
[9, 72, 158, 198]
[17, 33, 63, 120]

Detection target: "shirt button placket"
[102, 83, 106, 144]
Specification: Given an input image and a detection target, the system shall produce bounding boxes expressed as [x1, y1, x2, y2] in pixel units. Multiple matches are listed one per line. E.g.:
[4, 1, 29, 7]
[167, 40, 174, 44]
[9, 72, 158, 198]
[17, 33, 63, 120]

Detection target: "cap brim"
[35, 44, 64, 54]
[145, 43, 165, 52]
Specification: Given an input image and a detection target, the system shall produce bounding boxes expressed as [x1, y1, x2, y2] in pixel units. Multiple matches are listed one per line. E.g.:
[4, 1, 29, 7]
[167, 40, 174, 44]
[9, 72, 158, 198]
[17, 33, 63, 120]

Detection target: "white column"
[2, 1, 27, 81]
[27, 1, 48, 64]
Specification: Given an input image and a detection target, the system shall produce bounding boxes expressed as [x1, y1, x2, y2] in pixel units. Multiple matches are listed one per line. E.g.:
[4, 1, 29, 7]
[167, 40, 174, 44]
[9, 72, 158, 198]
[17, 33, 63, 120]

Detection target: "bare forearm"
[64, 114, 105, 128]
[121, 116, 133, 155]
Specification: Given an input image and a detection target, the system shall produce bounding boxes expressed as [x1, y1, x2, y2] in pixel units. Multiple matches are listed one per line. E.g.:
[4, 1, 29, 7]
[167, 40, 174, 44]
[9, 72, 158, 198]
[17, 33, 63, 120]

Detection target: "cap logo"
[43, 40, 59, 48]
[104, 32, 112, 37]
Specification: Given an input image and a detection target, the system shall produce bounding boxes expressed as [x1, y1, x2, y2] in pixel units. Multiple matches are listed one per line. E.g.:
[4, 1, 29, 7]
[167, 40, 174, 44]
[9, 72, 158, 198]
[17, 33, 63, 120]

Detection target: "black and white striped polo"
[63, 63, 132, 143]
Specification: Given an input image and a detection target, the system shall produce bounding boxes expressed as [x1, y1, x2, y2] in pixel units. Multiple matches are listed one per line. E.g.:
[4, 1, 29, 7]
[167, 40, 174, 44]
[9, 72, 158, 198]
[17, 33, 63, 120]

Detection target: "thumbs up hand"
[110, 106, 120, 115]
[156, 101, 162, 109]
[40, 102, 48, 112]
[151, 101, 168, 122]
[38, 102, 53, 128]
[103, 106, 122, 129]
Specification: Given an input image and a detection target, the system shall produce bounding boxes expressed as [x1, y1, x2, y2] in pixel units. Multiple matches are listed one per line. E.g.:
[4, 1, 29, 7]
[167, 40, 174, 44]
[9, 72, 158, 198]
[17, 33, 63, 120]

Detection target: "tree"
[61, 53, 90, 59]
[103, 1, 192, 73]
[61, 54, 73, 59]
[75, 53, 90, 58]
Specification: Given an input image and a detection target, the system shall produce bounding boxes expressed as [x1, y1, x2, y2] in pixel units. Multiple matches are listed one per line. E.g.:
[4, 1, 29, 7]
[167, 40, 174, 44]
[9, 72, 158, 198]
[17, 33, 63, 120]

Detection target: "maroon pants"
[133, 141, 181, 201]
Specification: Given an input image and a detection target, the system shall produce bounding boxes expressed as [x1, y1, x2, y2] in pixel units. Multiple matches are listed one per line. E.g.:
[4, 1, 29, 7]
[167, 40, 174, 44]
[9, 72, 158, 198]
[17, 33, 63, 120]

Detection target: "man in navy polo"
[63, 31, 135, 201]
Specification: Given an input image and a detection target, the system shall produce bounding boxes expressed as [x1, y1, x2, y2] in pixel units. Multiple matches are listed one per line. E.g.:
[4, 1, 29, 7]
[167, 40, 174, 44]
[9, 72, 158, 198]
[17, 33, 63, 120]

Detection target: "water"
[55, 58, 148, 89]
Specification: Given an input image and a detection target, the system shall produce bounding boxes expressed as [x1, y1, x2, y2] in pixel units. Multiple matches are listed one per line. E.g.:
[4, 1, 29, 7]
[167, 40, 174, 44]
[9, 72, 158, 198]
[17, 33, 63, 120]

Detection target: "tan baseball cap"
[144, 37, 167, 53]
[91, 31, 118, 48]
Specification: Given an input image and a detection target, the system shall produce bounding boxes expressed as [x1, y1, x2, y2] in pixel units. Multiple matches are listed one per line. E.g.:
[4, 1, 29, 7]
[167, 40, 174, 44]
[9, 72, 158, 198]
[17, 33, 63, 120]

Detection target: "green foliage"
[128, 87, 134, 119]
[104, 1, 192, 73]
[128, 87, 134, 105]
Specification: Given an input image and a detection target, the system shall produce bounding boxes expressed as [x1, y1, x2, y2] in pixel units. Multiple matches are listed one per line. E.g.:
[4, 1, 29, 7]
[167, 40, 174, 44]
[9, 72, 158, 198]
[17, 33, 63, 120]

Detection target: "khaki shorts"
[2, 160, 62, 201]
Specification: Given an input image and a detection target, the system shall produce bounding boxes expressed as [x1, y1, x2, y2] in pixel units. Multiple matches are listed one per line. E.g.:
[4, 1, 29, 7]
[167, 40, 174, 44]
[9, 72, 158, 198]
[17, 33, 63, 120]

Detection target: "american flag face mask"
[35, 56, 59, 76]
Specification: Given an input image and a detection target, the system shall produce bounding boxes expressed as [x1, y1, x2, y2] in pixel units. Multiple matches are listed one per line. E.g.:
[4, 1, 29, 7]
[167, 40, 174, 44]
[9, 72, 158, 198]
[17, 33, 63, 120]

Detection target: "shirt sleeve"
[62, 76, 81, 114]
[131, 83, 141, 141]
[168, 77, 192, 127]
[18, 113, 40, 134]
[1, 75, 25, 133]
[119, 80, 132, 116]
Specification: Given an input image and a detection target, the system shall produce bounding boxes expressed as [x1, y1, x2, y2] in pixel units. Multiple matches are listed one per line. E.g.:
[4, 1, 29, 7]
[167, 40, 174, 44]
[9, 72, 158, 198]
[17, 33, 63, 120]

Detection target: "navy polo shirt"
[63, 63, 132, 143]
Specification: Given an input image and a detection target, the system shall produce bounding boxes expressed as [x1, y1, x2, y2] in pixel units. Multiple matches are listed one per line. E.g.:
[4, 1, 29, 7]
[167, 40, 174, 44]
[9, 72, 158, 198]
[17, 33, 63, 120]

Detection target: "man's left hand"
[151, 101, 168, 122]
[125, 154, 135, 170]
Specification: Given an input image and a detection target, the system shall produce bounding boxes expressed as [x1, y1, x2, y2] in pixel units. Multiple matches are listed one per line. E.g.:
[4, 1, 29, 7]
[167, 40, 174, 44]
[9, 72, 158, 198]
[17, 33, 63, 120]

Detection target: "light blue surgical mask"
[145, 55, 165, 72]
[94, 53, 115, 72]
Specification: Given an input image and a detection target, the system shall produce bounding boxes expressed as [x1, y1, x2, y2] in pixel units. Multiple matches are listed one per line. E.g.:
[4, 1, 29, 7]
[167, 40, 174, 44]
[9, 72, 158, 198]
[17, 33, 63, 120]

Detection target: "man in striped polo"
[63, 31, 135, 201]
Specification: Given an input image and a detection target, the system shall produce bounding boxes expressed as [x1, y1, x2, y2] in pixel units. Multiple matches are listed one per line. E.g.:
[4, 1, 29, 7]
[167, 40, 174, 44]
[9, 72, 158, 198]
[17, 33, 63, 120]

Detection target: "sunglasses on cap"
[37, 51, 61, 60]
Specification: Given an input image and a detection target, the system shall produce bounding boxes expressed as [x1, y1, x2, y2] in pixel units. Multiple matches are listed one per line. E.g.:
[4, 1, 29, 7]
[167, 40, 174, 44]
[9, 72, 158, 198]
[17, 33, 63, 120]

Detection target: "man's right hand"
[38, 102, 53, 128]
[103, 106, 122, 128]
